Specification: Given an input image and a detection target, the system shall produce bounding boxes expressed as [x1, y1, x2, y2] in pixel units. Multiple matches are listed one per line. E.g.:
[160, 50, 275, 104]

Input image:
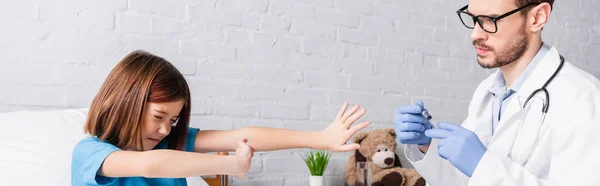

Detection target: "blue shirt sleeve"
[154, 127, 199, 152]
[71, 137, 120, 186]
[185, 127, 199, 152]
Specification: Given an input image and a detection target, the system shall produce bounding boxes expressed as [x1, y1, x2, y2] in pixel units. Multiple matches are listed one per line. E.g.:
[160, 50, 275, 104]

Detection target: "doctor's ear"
[528, 2, 552, 32]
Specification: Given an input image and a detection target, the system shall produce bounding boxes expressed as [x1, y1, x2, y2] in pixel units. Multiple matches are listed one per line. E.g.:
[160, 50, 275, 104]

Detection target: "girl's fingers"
[335, 102, 349, 120]
[341, 105, 360, 122]
[343, 108, 366, 128]
[348, 121, 370, 135]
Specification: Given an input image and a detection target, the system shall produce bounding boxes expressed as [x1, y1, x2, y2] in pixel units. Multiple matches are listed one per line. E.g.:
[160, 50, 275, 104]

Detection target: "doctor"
[394, 0, 600, 185]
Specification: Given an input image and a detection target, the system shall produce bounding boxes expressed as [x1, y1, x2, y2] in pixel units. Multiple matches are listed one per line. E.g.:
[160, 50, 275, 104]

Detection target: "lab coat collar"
[514, 46, 562, 107]
[498, 46, 562, 127]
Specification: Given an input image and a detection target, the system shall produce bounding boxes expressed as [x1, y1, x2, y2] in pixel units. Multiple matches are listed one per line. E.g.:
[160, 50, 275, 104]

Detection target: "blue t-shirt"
[71, 128, 199, 186]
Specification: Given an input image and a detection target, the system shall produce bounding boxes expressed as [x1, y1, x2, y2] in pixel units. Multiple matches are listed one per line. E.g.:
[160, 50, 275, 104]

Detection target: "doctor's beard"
[474, 23, 529, 69]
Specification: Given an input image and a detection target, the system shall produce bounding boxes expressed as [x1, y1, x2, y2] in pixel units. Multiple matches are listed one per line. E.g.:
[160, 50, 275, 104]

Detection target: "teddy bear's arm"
[397, 168, 426, 186]
[372, 169, 405, 186]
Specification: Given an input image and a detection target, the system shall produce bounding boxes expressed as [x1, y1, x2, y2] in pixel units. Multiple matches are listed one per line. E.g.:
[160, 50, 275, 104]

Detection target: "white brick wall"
[1, 0, 598, 185]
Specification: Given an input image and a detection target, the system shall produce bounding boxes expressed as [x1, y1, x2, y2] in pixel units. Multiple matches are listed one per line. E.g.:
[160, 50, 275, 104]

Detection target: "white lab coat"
[404, 46, 600, 186]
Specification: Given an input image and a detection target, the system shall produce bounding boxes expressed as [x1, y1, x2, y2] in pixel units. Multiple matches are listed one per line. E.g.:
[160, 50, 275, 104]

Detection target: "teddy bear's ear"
[353, 132, 369, 144]
[354, 132, 369, 144]
[385, 128, 396, 138]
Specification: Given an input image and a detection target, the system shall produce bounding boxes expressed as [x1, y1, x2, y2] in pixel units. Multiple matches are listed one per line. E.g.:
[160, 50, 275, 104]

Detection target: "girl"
[71, 50, 370, 186]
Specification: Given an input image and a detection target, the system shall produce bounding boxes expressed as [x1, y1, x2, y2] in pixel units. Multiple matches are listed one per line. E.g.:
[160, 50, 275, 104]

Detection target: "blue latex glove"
[425, 122, 487, 177]
[393, 100, 433, 146]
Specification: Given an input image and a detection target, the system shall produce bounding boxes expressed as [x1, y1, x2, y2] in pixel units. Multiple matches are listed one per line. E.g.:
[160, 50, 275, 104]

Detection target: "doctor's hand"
[425, 122, 487, 177]
[393, 100, 433, 146]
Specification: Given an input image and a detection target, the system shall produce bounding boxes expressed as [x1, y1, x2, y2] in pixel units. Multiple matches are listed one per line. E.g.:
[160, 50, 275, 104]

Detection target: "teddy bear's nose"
[384, 157, 394, 165]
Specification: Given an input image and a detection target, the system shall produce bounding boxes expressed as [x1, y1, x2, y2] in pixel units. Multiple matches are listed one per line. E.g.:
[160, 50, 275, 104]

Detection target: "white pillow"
[0, 108, 211, 186]
[0, 108, 89, 186]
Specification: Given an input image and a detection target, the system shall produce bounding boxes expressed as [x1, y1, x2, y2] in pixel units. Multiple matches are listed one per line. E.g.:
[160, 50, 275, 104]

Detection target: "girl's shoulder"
[73, 136, 121, 156]
[75, 136, 110, 147]
[78, 136, 100, 143]
[71, 137, 123, 186]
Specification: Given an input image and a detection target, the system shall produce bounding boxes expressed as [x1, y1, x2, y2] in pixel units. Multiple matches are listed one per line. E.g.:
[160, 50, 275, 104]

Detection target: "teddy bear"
[344, 128, 426, 186]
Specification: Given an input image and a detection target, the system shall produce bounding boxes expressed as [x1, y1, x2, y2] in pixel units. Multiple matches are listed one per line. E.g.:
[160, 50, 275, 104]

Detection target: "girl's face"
[140, 100, 184, 151]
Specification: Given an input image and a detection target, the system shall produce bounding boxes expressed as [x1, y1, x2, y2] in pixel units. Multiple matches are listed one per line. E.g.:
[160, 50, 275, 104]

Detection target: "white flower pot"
[309, 175, 323, 186]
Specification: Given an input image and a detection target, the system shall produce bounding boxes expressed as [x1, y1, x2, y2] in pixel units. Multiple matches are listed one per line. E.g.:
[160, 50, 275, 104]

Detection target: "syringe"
[421, 109, 440, 129]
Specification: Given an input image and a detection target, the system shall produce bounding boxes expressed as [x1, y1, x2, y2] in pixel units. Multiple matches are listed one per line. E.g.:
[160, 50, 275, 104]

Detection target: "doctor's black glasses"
[456, 2, 539, 33]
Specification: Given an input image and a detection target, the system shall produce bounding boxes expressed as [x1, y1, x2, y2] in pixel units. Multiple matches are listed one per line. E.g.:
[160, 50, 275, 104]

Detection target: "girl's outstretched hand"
[319, 102, 370, 152]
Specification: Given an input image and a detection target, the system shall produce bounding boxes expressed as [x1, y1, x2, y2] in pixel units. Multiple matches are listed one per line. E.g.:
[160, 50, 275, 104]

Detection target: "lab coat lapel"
[492, 47, 562, 140]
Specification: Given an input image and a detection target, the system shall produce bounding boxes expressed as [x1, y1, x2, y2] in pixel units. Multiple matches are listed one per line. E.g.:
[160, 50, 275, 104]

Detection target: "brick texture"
[0, 0, 598, 185]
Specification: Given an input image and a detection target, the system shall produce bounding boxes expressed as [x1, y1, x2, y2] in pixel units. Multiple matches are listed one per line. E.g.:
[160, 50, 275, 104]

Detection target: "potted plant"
[300, 150, 332, 186]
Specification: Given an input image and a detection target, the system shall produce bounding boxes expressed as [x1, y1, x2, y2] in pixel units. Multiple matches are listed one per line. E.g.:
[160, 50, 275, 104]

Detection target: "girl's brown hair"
[84, 50, 191, 151]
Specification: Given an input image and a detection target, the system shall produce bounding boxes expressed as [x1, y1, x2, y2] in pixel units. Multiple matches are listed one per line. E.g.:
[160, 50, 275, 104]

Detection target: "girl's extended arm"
[194, 102, 370, 153]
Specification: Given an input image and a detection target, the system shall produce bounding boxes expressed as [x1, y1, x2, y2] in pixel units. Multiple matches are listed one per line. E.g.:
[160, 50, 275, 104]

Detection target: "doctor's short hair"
[515, 0, 555, 14]
[84, 50, 192, 151]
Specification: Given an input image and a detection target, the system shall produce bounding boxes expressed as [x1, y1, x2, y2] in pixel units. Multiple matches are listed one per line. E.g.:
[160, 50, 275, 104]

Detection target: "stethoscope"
[507, 55, 565, 165]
